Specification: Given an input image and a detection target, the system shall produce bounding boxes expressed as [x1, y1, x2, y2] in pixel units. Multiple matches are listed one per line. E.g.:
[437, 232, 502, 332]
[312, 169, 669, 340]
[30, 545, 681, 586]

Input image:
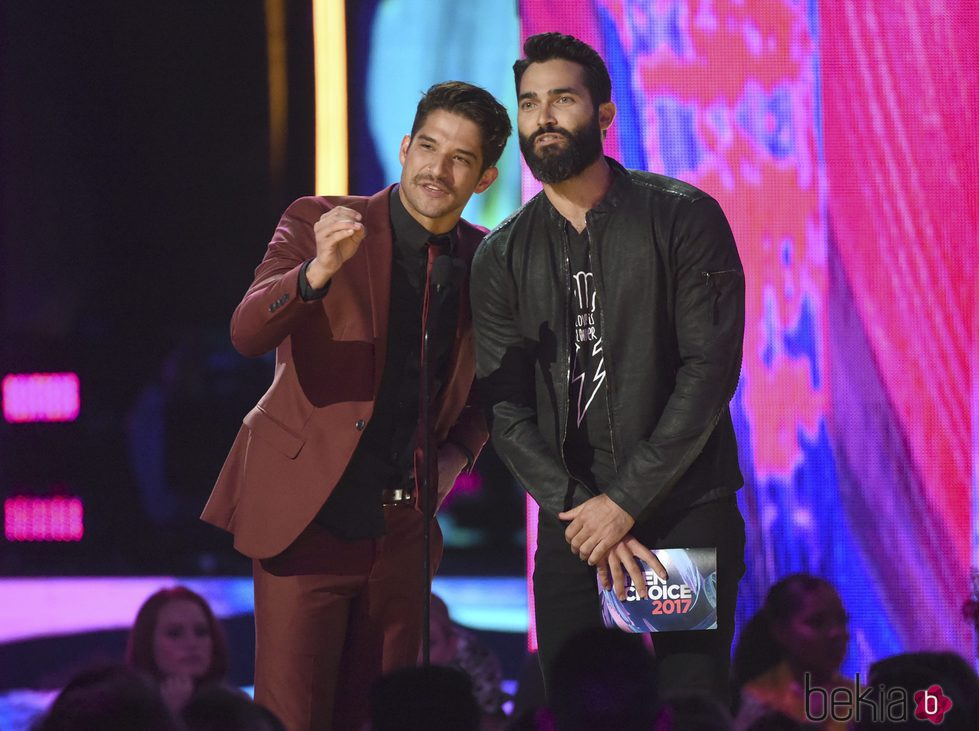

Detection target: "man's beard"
[519, 118, 604, 184]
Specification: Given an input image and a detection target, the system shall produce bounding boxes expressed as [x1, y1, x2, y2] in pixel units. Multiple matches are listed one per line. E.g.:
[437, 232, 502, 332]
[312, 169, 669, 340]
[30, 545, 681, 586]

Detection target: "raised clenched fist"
[307, 206, 367, 289]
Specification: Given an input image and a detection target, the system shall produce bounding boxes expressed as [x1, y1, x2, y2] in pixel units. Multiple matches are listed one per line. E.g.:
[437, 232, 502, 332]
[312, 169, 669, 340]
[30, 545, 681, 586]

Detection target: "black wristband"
[299, 259, 331, 301]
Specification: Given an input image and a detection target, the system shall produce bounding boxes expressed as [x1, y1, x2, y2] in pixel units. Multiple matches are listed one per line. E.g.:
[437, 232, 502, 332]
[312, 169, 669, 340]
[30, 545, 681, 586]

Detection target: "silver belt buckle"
[383, 487, 411, 506]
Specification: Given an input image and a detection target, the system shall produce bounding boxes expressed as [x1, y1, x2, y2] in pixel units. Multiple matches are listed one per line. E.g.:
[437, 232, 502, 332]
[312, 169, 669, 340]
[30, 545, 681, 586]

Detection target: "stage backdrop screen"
[519, 0, 978, 671]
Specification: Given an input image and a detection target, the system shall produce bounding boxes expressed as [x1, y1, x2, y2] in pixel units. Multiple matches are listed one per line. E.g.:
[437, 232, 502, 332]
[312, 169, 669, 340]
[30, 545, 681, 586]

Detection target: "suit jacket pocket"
[243, 406, 305, 459]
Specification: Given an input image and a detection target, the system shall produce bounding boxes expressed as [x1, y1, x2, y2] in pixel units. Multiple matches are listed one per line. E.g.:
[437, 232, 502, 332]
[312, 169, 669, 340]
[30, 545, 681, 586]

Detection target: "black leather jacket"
[471, 159, 744, 522]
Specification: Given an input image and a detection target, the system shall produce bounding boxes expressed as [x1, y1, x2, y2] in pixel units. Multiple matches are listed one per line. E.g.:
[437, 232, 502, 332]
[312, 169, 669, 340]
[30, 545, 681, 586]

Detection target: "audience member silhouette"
[428, 593, 507, 727]
[369, 665, 480, 731]
[732, 574, 849, 730]
[653, 690, 733, 730]
[127, 586, 229, 712]
[853, 651, 979, 731]
[31, 664, 182, 731]
[182, 686, 286, 731]
[546, 627, 658, 731]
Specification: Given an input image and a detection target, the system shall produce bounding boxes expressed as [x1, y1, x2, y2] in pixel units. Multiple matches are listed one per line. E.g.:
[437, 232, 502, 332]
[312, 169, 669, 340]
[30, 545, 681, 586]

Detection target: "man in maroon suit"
[202, 81, 511, 731]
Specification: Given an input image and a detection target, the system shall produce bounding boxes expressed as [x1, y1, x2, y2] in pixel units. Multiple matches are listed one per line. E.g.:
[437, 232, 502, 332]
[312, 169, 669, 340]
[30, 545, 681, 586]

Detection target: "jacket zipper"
[587, 223, 618, 473]
[558, 225, 574, 479]
[702, 269, 739, 325]
[701, 268, 739, 284]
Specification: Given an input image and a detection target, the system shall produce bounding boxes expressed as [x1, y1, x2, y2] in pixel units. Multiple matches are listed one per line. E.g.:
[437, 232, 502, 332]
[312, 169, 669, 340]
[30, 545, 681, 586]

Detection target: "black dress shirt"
[304, 187, 460, 538]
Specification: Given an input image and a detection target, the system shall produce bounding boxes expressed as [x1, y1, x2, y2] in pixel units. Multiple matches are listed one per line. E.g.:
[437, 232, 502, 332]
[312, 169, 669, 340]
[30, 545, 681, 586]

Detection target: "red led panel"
[4, 496, 84, 542]
[2, 372, 80, 423]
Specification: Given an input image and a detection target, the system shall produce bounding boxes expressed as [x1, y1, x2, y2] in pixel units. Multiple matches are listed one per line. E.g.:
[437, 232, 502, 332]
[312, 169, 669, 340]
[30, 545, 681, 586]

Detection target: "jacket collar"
[592, 157, 631, 213]
[540, 156, 630, 226]
[362, 186, 395, 396]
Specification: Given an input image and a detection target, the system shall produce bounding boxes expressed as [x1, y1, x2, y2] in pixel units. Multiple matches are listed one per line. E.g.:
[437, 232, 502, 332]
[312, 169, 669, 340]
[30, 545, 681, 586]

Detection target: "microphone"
[431, 255, 455, 292]
[431, 255, 465, 293]
[420, 253, 461, 666]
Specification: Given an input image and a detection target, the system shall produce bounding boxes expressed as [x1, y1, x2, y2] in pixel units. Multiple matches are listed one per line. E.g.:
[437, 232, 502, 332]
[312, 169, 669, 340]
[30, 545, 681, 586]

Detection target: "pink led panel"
[439, 472, 484, 511]
[2, 372, 80, 423]
[4, 496, 84, 542]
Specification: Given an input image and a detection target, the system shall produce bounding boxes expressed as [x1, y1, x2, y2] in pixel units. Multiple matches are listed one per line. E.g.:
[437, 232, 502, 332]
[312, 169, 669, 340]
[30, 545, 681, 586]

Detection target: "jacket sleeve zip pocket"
[701, 269, 740, 325]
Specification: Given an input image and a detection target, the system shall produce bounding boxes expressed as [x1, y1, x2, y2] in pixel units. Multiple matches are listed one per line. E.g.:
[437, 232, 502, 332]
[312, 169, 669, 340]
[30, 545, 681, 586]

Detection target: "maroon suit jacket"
[202, 186, 488, 559]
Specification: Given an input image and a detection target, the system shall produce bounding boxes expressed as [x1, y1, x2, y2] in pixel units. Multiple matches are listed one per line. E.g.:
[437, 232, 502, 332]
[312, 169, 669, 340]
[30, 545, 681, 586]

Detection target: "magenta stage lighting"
[435, 471, 483, 512]
[3, 496, 84, 542]
[2, 372, 80, 423]
[451, 472, 483, 495]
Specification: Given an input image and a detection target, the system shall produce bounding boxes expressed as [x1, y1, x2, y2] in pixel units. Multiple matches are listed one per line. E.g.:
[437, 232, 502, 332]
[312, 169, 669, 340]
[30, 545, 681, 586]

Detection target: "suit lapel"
[362, 185, 395, 396]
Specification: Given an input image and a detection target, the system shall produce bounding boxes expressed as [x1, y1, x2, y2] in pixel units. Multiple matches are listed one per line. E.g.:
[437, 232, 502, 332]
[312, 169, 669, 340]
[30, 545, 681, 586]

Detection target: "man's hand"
[558, 494, 635, 566]
[596, 534, 669, 601]
[307, 206, 367, 288]
[435, 443, 468, 512]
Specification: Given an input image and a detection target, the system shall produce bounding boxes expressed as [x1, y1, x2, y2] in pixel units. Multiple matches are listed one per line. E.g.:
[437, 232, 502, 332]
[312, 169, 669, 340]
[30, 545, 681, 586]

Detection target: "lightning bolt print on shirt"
[571, 269, 606, 427]
[564, 225, 614, 491]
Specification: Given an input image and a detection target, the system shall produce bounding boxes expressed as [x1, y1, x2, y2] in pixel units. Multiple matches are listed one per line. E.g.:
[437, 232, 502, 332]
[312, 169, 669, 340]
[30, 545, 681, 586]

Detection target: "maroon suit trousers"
[252, 505, 442, 731]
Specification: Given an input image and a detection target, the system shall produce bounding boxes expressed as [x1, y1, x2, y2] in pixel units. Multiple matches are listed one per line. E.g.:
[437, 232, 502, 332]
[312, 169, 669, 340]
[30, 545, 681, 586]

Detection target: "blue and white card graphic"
[598, 547, 717, 633]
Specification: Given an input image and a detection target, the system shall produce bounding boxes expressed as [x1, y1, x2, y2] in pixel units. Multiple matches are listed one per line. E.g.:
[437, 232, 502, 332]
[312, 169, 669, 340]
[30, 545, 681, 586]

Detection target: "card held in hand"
[598, 547, 717, 633]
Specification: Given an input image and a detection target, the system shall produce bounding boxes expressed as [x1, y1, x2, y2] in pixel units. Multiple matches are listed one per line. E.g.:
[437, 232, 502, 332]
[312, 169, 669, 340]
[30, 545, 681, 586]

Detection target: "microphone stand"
[420, 297, 434, 666]
[420, 256, 453, 666]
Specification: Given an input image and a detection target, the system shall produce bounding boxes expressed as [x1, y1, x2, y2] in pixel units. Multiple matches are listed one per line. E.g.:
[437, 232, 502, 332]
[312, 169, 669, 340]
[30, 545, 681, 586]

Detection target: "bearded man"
[471, 33, 746, 704]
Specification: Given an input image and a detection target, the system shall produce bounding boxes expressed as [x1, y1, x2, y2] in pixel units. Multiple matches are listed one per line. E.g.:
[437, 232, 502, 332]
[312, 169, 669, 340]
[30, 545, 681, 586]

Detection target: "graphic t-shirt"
[564, 223, 614, 491]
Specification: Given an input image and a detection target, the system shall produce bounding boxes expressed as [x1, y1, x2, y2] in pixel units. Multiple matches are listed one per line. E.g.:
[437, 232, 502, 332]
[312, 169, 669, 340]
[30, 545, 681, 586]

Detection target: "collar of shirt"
[541, 156, 630, 227]
[389, 185, 458, 256]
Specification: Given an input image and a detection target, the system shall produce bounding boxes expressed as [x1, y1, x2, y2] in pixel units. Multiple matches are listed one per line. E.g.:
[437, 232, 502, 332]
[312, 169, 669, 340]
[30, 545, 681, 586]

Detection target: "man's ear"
[598, 101, 616, 133]
[474, 165, 499, 194]
[398, 134, 412, 165]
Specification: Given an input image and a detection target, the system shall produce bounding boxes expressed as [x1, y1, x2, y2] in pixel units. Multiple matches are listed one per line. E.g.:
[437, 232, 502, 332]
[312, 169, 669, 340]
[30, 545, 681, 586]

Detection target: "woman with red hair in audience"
[127, 586, 229, 712]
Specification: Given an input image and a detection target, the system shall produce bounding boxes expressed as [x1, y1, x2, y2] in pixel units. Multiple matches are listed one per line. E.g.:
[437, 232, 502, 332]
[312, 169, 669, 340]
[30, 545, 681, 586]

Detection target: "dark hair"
[732, 574, 836, 688]
[860, 652, 979, 731]
[409, 81, 511, 171]
[182, 686, 286, 731]
[654, 690, 733, 731]
[429, 592, 454, 632]
[126, 586, 229, 688]
[549, 627, 657, 731]
[370, 665, 480, 731]
[513, 32, 612, 106]
[32, 664, 182, 731]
